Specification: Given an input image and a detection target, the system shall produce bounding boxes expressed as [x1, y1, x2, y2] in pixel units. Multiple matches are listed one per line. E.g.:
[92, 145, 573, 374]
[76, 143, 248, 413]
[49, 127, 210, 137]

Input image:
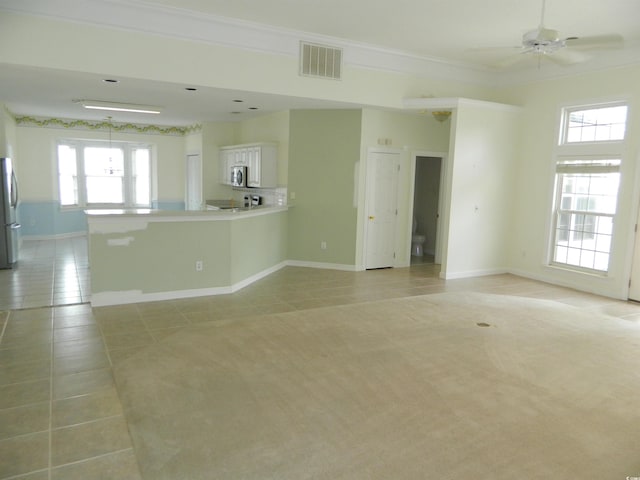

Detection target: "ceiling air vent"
[300, 42, 342, 80]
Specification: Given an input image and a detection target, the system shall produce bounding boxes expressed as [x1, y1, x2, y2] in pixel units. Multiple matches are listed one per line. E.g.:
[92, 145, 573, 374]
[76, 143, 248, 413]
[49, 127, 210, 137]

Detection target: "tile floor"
[0, 237, 90, 310]
[1, 239, 640, 479]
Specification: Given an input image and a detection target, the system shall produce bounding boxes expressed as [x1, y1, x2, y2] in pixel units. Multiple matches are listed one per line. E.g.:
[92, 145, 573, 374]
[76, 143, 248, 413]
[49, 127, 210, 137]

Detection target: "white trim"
[91, 261, 288, 307]
[439, 268, 509, 280]
[410, 151, 448, 267]
[403, 97, 523, 113]
[91, 286, 230, 307]
[20, 231, 86, 241]
[507, 267, 625, 301]
[230, 262, 288, 291]
[2, 0, 640, 86]
[285, 260, 358, 272]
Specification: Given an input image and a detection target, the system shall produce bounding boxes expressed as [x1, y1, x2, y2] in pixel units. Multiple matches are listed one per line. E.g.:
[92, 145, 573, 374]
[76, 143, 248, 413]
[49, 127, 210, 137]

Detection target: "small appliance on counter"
[243, 195, 261, 207]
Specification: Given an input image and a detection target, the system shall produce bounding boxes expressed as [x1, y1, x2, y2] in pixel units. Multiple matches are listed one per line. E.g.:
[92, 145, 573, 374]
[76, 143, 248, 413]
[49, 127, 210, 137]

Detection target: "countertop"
[85, 205, 289, 221]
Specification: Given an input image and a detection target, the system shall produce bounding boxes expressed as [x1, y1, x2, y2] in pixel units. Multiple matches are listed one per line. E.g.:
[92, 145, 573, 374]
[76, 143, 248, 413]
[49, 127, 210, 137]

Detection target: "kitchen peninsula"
[86, 206, 288, 306]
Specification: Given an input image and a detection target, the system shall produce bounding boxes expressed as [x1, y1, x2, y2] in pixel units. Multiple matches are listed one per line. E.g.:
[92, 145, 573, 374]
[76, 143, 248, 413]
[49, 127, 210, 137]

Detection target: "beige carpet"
[113, 292, 640, 479]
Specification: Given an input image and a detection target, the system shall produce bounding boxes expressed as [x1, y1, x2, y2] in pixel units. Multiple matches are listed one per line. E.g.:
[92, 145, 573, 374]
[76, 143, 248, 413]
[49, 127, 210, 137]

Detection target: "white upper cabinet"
[219, 149, 233, 185]
[220, 143, 277, 188]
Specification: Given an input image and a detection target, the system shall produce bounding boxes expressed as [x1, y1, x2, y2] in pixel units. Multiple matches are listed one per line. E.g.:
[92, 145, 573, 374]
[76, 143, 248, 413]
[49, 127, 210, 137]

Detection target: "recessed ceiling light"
[185, 87, 197, 91]
[248, 107, 258, 110]
[231, 111, 242, 114]
[76, 100, 162, 114]
[103, 79, 119, 83]
[232, 99, 244, 103]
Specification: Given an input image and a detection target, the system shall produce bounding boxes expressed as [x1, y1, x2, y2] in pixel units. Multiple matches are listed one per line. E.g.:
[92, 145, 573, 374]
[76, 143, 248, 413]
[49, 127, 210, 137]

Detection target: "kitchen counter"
[86, 206, 289, 306]
[86, 205, 288, 222]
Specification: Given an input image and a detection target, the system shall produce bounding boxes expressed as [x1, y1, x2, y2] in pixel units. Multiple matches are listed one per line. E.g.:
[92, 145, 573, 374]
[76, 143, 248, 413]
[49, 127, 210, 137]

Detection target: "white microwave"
[230, 165, 247, 187]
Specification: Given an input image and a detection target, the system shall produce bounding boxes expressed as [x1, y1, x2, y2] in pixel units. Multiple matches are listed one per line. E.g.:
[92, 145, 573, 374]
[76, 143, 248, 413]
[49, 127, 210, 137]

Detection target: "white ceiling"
[1, 0, 639, 126]
[144, 0, 640, 64]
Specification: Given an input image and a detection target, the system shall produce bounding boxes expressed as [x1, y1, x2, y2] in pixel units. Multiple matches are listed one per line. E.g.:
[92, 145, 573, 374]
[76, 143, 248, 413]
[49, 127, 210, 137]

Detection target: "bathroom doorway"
[411, 155, 443, 265]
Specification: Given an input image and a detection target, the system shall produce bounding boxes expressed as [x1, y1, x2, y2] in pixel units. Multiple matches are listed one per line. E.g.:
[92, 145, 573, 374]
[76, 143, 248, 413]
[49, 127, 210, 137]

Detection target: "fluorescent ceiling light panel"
[79, 100, 162, 114]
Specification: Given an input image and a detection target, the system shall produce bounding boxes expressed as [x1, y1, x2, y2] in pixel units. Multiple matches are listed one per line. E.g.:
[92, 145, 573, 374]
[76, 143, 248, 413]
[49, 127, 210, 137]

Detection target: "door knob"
[368, 215, 375, 220]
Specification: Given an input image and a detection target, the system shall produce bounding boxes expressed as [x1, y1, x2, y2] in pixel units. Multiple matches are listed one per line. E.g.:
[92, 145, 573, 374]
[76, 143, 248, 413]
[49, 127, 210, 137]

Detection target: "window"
[561, 104, 627, 144]
[551, 159, 620, 272]
[57, 140, 152, 208]
[550, 101, 628, 274]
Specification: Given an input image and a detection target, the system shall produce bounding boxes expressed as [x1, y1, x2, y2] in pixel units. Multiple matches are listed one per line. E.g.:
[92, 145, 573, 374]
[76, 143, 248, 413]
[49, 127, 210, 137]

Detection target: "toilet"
[411, 217, 426, 257]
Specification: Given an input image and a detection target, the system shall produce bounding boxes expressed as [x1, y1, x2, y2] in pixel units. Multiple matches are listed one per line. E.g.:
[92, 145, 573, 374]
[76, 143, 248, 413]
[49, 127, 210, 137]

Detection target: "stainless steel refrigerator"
[0, 157, 20, 269]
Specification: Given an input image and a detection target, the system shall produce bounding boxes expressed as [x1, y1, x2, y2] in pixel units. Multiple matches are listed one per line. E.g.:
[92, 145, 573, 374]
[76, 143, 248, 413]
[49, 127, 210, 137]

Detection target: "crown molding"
[403, 97, 523, 113]
[0, 0, 498, 86]
[1, 0, 638, 88]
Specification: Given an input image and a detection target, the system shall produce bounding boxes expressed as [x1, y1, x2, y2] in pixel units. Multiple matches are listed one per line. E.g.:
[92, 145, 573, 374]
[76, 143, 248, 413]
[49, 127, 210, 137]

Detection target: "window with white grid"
[551, 159, 620, 272]
[550, 101, 628, 274]
[57, 140, 152, 208]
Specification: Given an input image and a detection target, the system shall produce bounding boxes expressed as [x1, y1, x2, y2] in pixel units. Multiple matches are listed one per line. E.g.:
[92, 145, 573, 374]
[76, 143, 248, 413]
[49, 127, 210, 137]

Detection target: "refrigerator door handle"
[10, 171, 18, 207]
[10, 223, 21, 229]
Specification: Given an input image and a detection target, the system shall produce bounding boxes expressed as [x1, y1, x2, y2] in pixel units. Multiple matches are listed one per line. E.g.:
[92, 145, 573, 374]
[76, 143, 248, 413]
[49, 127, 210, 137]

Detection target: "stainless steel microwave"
[230, 166, 247, 187]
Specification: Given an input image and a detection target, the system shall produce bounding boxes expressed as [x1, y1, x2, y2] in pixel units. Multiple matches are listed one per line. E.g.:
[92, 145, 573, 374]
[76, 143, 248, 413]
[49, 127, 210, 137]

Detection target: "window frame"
[57, 139, 154, 210]
[558, 102, 629, 146]
[548, 100, 629, 276]
[550, 156, 621, 274]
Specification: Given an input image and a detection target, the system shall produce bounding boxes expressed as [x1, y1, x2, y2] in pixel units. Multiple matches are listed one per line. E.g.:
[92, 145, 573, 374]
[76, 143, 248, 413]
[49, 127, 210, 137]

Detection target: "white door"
[365, 151, 400, 269]
[186, 154, 202, 211]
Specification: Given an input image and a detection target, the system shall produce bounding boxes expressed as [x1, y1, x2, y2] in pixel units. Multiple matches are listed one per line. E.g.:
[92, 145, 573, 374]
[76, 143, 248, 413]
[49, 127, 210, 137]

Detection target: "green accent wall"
[89, 211, 288, 298]
[288, 110, 362, 265]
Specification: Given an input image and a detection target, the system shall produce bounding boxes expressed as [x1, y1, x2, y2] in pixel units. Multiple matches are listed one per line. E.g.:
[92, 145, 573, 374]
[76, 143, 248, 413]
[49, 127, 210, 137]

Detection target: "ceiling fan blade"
[492, 51, 531, 68]
[545, 49, 591, 65]
[565, 34, 623, 49]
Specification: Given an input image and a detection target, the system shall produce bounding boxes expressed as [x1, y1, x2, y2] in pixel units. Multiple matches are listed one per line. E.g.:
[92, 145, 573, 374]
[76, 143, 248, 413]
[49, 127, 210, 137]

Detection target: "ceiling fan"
[476, 0, 623, 67]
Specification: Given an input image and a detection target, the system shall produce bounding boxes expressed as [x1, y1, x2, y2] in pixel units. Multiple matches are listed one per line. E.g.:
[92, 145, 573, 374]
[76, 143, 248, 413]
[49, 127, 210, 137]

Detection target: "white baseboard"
[91, 262, 289, 307]
[440, 267, 508, 280]
[229, 262, 288, 292]
[285, 260, 358, 272]
[21, 231, 87, 241]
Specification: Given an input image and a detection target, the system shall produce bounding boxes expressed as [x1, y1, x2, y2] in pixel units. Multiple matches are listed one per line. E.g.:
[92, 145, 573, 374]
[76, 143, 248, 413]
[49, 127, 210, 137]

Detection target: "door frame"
[408, 151, 448, 266]
[625, 150, 640, 300]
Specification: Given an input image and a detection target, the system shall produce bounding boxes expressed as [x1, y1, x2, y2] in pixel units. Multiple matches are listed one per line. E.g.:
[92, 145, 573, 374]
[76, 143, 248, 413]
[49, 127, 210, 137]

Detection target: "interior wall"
[413, 157, 441, 255]
[500, 64, 640, 299]
[441, 102, 522, 278]
[357, 109, 451, 268]
[288, 110, 362, 266]
[15, 125, 187, 237]
[200, 122, 237, 202]
[0, 11, 502, 118]
[237, 111, 290, 187]
[0, 107, 17, 160]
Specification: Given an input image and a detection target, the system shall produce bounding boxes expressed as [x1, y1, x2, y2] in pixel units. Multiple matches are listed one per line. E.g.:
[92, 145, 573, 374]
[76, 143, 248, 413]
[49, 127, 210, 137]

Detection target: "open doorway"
[411, 155, 443, 266]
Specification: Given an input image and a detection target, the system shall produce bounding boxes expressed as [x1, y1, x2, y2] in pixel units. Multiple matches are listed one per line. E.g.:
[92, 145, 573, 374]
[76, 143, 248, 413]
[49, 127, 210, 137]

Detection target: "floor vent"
[300, 42, 342, 80]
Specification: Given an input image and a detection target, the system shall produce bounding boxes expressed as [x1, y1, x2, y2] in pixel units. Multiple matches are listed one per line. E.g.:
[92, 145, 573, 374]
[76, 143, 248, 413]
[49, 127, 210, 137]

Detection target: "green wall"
[89, 210, 289, 305]
[288, 110, 362, 266]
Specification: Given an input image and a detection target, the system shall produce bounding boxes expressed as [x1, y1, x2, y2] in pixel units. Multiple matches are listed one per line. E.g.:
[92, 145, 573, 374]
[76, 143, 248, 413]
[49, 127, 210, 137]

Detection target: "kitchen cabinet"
[219, 150, 233, 185]
[220, 143, 277, 187]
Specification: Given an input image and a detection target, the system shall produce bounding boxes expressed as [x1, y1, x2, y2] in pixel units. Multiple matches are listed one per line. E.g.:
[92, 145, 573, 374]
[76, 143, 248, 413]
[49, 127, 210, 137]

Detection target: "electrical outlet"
[321, 241, 327, 250]
[195, 260, 203, 271]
